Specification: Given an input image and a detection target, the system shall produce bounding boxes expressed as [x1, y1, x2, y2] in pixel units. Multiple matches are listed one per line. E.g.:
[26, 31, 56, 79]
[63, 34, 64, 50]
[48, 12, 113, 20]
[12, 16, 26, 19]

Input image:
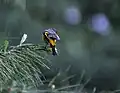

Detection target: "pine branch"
[0, 41, 51, 88]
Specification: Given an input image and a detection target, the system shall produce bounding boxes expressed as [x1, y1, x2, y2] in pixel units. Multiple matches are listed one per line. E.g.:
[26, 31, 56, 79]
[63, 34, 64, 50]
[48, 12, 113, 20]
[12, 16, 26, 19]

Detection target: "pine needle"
[0, 41, 51, 87]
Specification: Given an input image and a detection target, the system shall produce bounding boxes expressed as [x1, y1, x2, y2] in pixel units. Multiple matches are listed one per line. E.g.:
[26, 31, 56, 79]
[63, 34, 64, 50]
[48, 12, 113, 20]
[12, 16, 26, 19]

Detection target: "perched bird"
[42, 28, 60, 56]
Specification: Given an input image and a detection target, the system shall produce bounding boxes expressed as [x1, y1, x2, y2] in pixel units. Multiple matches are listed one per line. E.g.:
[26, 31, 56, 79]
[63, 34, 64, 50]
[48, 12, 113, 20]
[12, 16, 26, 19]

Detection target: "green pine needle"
[0, 42, 51, 88]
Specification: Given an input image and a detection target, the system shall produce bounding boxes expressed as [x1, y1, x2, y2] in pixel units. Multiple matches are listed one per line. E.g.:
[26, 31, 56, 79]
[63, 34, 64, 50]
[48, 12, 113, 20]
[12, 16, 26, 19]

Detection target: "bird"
[42, 28, 60, 56]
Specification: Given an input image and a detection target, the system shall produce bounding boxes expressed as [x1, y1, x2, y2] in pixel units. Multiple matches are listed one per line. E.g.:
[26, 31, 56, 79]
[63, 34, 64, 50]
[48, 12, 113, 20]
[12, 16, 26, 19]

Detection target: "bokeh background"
[1, 0, 120, 92]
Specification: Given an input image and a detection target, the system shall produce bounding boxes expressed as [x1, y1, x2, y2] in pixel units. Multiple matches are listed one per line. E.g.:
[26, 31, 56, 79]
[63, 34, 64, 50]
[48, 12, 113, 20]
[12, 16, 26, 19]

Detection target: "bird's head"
[48, 28, 60, 41]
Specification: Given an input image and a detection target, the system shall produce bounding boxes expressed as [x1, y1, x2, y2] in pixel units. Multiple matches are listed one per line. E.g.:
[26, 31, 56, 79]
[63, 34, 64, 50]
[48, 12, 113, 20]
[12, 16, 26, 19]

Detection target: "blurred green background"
[1, 0, 120, 91]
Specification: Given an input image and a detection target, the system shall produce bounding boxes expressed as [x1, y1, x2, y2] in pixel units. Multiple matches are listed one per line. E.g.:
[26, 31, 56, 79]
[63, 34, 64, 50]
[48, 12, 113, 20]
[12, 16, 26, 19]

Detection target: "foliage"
[0, 39, 51, 88]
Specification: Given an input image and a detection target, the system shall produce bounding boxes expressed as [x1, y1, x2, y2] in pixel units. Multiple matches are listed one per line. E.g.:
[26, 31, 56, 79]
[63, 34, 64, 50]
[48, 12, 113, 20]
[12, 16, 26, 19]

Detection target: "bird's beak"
[49, 39, 56, 46]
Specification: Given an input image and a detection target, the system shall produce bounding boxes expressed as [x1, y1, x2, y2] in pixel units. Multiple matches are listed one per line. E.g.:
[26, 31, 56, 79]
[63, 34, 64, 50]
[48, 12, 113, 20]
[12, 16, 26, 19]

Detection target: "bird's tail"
[52, 47, 58, 56]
